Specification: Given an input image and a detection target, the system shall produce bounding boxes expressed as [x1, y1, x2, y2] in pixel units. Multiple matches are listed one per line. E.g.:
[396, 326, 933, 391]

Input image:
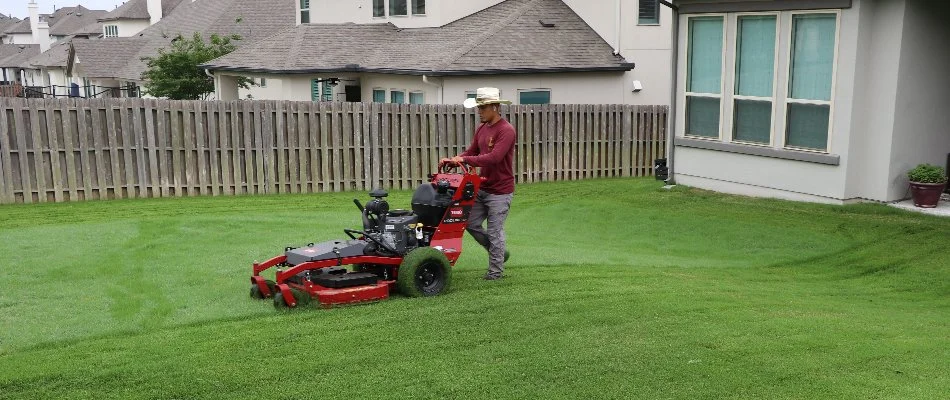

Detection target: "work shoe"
[483, 274, 503, 281]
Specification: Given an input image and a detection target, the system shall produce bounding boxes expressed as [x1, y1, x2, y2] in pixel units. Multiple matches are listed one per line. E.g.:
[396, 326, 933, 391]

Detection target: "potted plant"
[907, 163, 948, 208]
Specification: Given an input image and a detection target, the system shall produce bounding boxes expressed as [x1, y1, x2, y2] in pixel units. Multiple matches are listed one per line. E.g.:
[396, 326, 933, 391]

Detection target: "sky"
[1, 0, 124, 19]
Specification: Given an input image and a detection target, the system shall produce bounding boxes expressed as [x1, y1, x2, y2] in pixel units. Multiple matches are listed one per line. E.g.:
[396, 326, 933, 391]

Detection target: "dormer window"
[300, 0, 310, 23]
[390, 0, 407, 16]
[373, 0, 425, 18]
[412, 0, 426, 15]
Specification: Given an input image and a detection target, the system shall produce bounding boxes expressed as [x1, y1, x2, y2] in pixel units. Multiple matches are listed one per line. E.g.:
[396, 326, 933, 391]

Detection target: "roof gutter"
[199, 64, 637, 76]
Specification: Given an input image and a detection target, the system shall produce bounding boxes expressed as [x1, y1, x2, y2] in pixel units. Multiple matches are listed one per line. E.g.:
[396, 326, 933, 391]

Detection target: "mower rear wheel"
[397, 247, 451, 297]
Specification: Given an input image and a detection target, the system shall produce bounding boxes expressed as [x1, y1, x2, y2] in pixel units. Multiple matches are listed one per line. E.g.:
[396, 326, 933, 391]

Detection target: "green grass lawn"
[0, 179, 947, 399]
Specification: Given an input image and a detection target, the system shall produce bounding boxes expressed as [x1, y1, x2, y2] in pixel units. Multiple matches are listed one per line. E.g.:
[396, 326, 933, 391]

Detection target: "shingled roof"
[3, 17, 37, 34]
[2, 6, 106, 37]
[48, 6, 108, 36]
[0, 44, 40, 68]
[99, 0, 185, 22]
[202, 0, 634, 76]
[27, 38, 71, 68]
[0, 14, 21, 34]
[70, 0, 296, 81]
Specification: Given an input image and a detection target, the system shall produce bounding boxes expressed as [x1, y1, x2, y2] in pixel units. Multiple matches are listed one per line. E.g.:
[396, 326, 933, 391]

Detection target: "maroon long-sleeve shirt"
[460, 119, 516, 195]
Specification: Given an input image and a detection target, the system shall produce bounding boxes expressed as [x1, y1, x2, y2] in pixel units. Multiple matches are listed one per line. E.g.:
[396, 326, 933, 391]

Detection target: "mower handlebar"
[439, 160, 472, 174]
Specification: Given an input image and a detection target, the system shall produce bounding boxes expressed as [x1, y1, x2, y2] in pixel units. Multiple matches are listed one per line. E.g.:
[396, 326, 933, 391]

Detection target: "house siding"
[562, 0, 673, 105]
[888, 0, 950, 200]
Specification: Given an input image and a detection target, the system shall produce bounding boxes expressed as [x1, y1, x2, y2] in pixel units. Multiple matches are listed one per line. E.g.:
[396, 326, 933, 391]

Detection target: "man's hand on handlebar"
[440, 156, 465, 166]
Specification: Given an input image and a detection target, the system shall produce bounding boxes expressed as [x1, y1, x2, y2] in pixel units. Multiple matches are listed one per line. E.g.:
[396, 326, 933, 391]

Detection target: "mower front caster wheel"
[397, 247, 452, 297]
[273, 288, 311, 309]
[250, 280, 277, 300]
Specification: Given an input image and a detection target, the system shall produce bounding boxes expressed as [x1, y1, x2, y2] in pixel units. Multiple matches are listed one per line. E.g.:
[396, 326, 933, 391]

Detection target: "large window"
[104, 25, 118, 37]
[390, 0, 407, 16]
[519, 90, 550, 105]
[409, 91, 424, 104]
[373, 0, 385, 17]
[732, 15, 777, 145]
[685, 16, 724, 138]
[681, 11, 839, 152]
[785, 13, 837, 150]
[300, 0, 310, 23]
[412, 0, 426, 15]
[638, 0, 660, 25]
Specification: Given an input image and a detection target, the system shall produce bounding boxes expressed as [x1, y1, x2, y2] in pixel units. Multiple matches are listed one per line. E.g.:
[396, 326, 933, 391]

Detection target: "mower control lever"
[353, 198, 364, 212]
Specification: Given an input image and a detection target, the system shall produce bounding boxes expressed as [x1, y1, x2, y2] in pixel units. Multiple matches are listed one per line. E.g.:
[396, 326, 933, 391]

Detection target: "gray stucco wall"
[843, 0, 905, 201]
[888, 0, 950, 200]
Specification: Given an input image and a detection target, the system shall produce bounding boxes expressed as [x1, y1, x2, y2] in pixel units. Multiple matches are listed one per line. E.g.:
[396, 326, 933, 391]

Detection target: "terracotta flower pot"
[909, 181, 947, 208]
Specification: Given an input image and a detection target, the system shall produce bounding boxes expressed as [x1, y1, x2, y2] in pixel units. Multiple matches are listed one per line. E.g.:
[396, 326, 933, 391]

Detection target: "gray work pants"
[466, 190, 513, 278]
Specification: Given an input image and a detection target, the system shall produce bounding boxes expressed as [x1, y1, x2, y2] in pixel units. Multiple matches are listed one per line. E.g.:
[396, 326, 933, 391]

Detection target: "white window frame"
[727, 12, 781, 147]
[389, 0, 409, 17]
[409, 90, 425, 104]
[780, 10, 841, 153]
[678, 10, 840, 154]
[104, 25, 118, 38]
[372, 88, 386, 103]
[517, 89, 551, 105]
[372, 0, 386, 18]
[638, 0, 661, 26]
[390, 89, 406, 104]
[258, 77, 267, 88]
[682, 13, 727, 141]
[411, 0, 426, 16]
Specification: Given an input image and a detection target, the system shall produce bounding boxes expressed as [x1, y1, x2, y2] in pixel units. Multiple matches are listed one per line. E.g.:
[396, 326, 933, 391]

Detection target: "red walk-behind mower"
[250, 161, 482, 309]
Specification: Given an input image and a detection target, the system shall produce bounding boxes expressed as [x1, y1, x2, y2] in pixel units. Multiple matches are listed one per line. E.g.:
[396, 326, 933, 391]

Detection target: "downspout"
[422, 74, 443, 104]
[205, 68, 217, 99]
[661, 0, 678, 184]
[613, 0, 622, 55]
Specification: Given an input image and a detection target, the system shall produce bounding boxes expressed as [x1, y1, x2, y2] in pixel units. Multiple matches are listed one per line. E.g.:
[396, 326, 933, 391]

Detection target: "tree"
[141, 33, 251, 100]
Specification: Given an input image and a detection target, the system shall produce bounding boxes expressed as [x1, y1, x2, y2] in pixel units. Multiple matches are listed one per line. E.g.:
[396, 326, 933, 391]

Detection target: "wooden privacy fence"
[0, 97, 667, 204]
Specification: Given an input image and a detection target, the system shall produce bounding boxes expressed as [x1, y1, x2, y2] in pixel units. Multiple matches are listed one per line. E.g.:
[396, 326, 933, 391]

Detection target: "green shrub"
[907, 163, 948, 184]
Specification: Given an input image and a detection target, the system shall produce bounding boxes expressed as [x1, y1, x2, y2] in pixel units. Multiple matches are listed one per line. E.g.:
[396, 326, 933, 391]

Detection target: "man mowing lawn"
[445, 87, 516, 280]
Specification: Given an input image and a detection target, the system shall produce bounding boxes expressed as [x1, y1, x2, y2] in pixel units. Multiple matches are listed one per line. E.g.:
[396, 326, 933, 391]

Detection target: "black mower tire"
[250, 284, 264, 299]
[251, 280, 278, 300]
[273, 292, 289, 309]
[397, 247, 452, 297]
[273, 288, 310, 309]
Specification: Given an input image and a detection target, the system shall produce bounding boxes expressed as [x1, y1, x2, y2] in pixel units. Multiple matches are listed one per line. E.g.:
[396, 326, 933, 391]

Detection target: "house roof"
[99, 0, 185, 22]
[70, 0, 296, 81]
[202, 0, 635, 76]
[28, 38, 72, 68]
[0, 44, 40, 68]
[2, 6, 107, 36]
[0, 14, 21, 34]
[3, 16, 37, 34]
[48, 6, 108, 36]
[71, 37, 146, 77]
